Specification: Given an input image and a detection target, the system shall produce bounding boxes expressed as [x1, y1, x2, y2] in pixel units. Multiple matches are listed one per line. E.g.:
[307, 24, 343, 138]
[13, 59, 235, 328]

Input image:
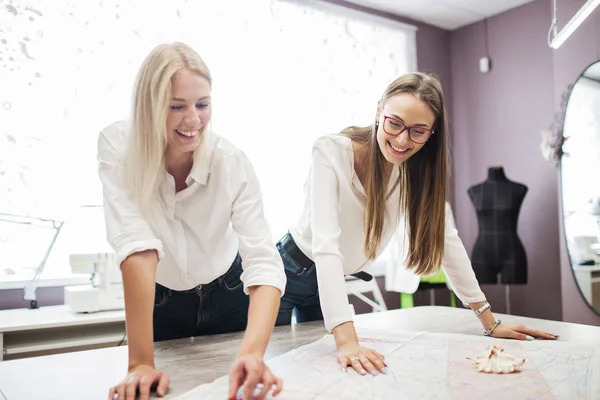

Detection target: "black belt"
[279, 233, 373, 282]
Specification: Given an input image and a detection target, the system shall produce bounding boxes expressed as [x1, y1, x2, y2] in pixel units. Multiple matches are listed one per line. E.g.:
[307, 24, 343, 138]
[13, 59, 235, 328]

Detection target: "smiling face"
[165, 69, 212, 162]
[375, 92, 436, 165]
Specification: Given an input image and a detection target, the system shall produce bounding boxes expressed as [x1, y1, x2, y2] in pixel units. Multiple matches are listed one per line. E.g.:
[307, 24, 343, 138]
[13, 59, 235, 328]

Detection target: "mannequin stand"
[497, 273, 511, 315]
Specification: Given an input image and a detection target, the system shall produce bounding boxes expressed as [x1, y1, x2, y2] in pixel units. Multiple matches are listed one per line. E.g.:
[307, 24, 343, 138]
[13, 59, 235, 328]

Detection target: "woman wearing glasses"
[275, 72, 557, 376]
[99, 42, 285, 400]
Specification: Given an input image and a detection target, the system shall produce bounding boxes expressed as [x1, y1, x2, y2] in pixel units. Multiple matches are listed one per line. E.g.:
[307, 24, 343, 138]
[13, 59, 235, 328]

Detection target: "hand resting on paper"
[471, 301, 558, 341]
[489, 323, 559, 341]
[108, 364, 169, 400]
[336, 342, 388, 376]
[332, 321, 388, 377]
[228, 353, 283, 400]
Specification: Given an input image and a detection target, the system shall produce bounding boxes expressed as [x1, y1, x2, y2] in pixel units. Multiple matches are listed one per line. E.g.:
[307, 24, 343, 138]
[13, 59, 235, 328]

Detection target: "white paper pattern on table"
[174, 329, 600, 400]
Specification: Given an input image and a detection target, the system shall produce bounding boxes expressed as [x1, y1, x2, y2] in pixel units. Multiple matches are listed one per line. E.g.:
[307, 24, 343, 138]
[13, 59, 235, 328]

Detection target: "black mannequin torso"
[467, 166, 528, 284]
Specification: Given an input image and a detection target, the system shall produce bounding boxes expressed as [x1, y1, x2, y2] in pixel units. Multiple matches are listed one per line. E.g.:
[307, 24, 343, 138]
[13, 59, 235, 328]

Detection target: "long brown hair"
[341, 72, 449, 275]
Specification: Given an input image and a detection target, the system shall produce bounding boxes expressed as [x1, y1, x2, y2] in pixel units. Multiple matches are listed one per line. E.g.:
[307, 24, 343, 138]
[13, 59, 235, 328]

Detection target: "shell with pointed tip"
[467, 345, 526, 374]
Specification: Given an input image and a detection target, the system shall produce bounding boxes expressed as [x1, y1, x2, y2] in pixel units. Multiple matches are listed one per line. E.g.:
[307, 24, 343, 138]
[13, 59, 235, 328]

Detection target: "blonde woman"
[98, 42, 285, 400]
[275, 72, 558, 376]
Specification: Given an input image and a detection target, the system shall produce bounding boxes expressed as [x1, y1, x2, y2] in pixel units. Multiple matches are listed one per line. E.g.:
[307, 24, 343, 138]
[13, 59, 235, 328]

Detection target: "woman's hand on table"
[228, 353, 283, 400]
[490, 323, 559, 341]
[108, 364, 169, 400]
[336, 341, 388, 376]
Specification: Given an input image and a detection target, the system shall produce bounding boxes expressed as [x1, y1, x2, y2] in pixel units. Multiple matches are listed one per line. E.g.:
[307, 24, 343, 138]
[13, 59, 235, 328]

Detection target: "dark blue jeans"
[153, 253, 249, 342]
[275, 236, 324, 326]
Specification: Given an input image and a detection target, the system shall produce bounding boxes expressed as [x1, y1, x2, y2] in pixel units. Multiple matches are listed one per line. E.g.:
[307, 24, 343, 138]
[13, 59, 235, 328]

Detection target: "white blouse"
[290, 135, 486, 332]
[97, 120, 286, 295]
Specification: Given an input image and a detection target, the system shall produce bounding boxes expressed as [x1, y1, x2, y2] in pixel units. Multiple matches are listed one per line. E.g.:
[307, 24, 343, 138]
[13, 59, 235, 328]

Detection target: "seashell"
[467, 345, 526, 374]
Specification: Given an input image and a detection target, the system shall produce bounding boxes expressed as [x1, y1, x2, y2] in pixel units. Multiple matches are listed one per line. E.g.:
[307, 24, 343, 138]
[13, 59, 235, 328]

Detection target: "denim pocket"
[279, 248, 315, 277]
[222, 255, 244, 292]
[154, 284, 169, 308]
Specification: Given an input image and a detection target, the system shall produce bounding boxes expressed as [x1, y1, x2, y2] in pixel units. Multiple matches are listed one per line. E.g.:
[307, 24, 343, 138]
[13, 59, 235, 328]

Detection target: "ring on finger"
[350, 356, 359, 362]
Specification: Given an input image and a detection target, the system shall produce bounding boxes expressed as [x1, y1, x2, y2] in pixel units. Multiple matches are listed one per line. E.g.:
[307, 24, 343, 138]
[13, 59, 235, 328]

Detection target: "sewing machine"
[64, 252, 125, 313]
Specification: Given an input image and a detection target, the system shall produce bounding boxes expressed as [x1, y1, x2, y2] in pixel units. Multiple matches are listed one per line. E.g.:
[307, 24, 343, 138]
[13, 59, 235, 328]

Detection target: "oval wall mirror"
[561, 59, 600, 316]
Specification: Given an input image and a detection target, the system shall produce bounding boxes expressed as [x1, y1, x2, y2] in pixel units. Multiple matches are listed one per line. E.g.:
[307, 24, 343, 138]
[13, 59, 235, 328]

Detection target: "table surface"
[0, 305, 125, 333]
[1, 306, 599, 400]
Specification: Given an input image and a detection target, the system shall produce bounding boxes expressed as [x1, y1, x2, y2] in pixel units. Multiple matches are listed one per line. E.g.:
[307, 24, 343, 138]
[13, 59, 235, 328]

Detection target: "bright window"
[0, 0, 416, 283]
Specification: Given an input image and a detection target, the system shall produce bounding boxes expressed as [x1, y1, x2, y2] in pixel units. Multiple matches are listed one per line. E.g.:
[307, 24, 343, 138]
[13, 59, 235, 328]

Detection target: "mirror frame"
[558, 59, 600, 318]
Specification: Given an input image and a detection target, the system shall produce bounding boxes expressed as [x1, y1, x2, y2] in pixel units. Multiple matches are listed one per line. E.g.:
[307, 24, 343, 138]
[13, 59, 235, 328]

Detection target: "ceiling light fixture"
[549, 0, 600, 49]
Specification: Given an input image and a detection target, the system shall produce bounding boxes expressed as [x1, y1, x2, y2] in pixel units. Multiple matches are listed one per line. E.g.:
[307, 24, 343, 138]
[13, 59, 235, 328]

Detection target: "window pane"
[0, 0, 416, 280]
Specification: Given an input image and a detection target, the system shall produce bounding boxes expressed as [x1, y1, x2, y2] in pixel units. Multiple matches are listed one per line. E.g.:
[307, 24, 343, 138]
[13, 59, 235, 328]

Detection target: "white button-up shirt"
[97, 120, 286, 294]
[290, 135, 486, 332]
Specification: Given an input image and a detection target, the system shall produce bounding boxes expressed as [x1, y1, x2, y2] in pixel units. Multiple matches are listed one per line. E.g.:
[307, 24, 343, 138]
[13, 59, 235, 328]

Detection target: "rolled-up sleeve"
[441, 205, 486, 306]
[310, 144, 353, 333]
[230, 152, 286, 296]
[97, 122, 163, 268]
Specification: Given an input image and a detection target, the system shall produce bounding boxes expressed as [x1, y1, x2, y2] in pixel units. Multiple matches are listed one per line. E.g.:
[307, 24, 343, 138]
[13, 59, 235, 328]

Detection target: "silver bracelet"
[483, 319, 502, 336]
[473, 302, 491, 316]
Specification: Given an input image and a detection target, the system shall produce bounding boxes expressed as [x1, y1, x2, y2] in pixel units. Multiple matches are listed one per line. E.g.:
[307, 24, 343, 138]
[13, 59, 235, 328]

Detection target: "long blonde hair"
[341, 72, 449, 275]
[124, 42, 212, 220]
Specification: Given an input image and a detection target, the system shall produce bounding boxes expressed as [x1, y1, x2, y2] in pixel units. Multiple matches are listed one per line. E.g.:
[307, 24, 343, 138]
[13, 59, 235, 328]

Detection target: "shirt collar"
[187, 130, 218, 186]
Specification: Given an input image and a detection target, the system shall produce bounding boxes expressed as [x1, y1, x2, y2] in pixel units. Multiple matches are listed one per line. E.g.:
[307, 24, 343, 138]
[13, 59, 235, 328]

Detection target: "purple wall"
[552, 0, 600, 326]
[450, 1, 562, 321]
[451, 0, 600, 325]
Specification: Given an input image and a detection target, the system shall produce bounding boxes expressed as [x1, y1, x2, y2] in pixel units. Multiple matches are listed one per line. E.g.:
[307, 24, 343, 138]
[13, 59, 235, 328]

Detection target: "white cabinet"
[573, 265, 600, 310]
[0, 305, 125, 361]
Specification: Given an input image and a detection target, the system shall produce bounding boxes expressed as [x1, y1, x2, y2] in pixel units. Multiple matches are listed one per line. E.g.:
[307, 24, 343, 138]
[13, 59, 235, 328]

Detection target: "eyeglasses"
[382, 115, 434, 144]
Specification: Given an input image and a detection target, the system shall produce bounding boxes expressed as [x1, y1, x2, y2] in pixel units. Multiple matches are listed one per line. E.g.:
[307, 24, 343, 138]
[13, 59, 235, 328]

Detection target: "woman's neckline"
[345, 136, 400, 200]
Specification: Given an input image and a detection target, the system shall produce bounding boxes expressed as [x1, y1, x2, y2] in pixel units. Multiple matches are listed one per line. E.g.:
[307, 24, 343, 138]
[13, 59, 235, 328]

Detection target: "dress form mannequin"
[468, 166, 528, 313]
